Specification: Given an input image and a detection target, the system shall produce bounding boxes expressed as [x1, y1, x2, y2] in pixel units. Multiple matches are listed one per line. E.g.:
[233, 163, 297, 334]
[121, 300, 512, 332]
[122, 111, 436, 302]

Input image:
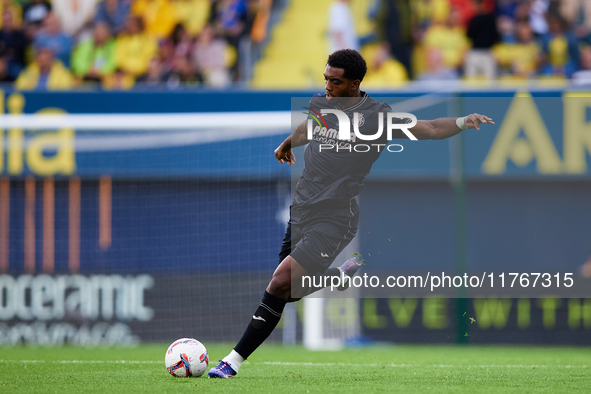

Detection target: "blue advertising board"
[1, 89, 590, 178]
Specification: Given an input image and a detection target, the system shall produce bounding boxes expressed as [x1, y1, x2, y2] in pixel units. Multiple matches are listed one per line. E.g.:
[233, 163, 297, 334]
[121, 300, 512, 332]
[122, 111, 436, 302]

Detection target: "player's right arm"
[274, 120, 308, 165]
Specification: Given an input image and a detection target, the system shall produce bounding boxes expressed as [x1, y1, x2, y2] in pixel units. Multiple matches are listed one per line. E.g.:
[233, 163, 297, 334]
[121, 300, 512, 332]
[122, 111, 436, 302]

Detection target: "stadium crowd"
[0, 0, 271, 89]
[332, 0, 591, 85]
[1, 0, 591, 90]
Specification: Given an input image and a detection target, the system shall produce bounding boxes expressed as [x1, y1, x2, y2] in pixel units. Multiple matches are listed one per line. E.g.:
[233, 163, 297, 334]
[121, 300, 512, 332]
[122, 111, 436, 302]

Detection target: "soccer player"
[208, 49, 494, 378]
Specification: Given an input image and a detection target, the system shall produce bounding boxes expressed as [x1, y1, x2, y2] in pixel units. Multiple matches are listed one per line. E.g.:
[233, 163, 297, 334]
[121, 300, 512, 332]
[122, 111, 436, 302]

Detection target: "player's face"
[323, 65, 359, 99]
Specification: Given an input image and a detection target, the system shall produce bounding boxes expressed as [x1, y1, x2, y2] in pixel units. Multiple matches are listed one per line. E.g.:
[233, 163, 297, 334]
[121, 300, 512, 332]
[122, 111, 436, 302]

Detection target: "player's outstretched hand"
[275, 146, 295, 165]
[465, 113, 495, 130]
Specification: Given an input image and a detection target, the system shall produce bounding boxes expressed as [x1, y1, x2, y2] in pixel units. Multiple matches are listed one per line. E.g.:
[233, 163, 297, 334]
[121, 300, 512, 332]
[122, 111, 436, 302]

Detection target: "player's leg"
[222, 206, 363, 366]
[208, 205, 361, 378]
[208, 222, 302, 378]
[208, 251, 359, 378]
[207, 254, 305, 378]
[291, 252, 363, 300]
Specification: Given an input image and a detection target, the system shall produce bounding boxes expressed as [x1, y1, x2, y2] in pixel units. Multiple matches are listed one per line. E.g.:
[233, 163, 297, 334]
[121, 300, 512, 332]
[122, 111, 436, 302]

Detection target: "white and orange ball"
[165, 338, 209, 377]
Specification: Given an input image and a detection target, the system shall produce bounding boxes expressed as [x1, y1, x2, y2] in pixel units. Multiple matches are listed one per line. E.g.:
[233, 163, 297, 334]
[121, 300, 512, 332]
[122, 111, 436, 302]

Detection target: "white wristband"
[456, 116, 467, 130]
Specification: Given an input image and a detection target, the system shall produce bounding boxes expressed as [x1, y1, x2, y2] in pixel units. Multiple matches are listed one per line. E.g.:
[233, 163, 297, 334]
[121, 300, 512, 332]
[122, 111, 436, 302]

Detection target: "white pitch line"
[0, 360, 587, 369]
[0, 360, 161, 364]
[259, 362, 588, 369]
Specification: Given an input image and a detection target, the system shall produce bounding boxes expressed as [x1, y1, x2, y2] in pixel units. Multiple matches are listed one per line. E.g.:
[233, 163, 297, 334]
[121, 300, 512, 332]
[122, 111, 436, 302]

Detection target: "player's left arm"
[274, 120, 308, 165]
[409, 113, 495, 140]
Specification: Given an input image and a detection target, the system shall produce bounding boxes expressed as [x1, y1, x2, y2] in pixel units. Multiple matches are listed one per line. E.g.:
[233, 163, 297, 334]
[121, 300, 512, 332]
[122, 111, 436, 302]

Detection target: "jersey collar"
[333, 91, 368, 112]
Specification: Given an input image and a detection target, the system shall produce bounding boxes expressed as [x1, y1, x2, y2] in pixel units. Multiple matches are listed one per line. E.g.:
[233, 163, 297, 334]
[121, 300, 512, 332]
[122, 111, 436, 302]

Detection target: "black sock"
[234, 291, 287, 359]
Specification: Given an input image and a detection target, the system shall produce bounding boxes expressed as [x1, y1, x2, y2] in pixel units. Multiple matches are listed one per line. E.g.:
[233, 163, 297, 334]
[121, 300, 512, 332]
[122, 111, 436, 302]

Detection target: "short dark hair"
[327, 49, 367, 82]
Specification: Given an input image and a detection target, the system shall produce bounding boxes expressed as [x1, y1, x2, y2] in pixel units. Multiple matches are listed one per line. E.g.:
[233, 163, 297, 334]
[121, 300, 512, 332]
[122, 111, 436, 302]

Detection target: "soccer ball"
[165, 338, 209, 377]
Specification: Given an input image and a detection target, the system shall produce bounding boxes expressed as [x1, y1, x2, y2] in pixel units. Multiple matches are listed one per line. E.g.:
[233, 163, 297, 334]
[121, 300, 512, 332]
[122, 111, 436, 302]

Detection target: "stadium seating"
[252, 0, 374, 88]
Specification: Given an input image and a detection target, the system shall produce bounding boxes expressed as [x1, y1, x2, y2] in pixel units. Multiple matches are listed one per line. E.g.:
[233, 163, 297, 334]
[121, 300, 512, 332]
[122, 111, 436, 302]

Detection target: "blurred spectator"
[572, 45, 591, 84]
[419, 47, 459, 80]
[131, 0, 177, 40]
[374, 0, 413, 79]
[22, 0, 50, 37]
[561, 0, 591, 39]
[175, 0, 210, 37]
[192, 24, 229, 87]
[94, 0, 130, 35]
[448, 0, 474, 28]
[514, 2, 531, 20]
[497, 0, 519, 19]
[0, 9, 28, 78]
[209, 0, 247, 80]
[15, 46, 73, 89]
[244, 0, 258, 40]
[52, 0, 97, 41]
[71, 21, 116, 81]
[0, 0, 22, 29]
[210, 0, 247, 49]
[165, 52, 197, 88]
[249, 0, 271, 44]
[448, 0, 494, 27]
[328, 0, 358, 53]
[494, 20, 541, 78]
[236, 0, 260, 81]
[497, 15, 516, 44]
[498, 1, 532, 44]
[547, 0, 561, 18]
[0, 50, 15, 81]
[423, 7, 469, 71]
[102, 67, 134, 89]
[465, 0, 500, 79]
[115, 15, 157, 76]
[362, 43, 408, 86]
[539, 13, 579, 77]
[160, 23, 194, 72]
[530, 0, 549, 36]
[34, 12, 73, 66]
[136, 56, 169, 84]
[414, 0, 450, 31]
[22, 0, 50, 23]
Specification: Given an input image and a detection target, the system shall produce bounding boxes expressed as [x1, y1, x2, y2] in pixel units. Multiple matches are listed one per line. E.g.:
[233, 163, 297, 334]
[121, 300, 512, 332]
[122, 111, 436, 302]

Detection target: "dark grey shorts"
[278, 200, 359, 275]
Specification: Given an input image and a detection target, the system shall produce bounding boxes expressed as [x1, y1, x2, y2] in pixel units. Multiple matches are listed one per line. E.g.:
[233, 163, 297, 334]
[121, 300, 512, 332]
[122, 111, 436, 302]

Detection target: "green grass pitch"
[0, 344, 589, 393]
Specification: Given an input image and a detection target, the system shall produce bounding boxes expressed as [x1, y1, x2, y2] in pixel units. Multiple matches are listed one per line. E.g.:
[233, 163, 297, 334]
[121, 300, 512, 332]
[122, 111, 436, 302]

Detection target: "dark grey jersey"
[292, 93, 410, 209]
